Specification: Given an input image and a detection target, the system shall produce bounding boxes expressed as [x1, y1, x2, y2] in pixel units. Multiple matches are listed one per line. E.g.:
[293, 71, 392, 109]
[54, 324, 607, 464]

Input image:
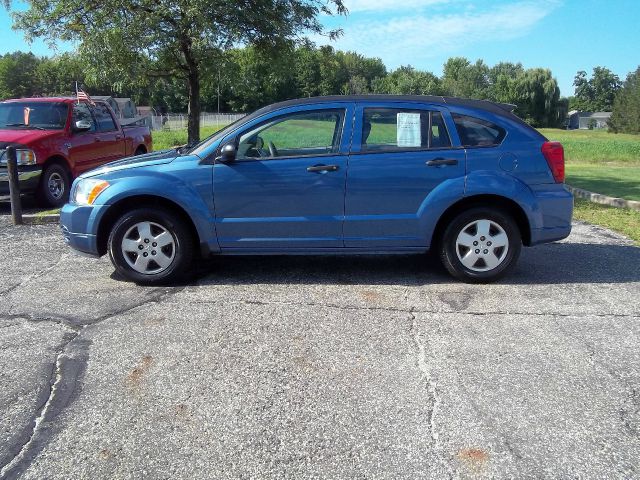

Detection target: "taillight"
[541, 141, 565, 183]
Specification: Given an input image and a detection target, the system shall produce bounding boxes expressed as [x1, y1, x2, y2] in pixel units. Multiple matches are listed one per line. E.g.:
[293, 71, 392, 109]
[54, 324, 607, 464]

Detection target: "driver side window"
[236, 109, 344, 160]
[72, 103, 96, 133]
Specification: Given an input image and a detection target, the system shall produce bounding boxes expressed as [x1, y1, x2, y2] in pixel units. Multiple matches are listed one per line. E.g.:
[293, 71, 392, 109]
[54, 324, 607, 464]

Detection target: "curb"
[567, 185, 640, 212]
[22, 214, 60, 225]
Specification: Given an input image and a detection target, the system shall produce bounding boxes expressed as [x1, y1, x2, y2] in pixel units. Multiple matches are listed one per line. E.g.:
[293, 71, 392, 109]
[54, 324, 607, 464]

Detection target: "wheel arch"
[41, 155, 71, 175]
[96, 195, 200, 256]
[431, 194, 532, 249]
[134, 144, 147, 155]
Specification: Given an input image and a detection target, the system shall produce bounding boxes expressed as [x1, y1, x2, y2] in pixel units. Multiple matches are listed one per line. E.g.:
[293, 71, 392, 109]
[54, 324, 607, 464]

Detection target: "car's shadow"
[186, 241, 640, 286]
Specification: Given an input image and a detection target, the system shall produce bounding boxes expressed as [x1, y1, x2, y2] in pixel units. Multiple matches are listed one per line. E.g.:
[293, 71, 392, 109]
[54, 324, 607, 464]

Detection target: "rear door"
[344, 103, 466, 248]
[213, 103, 354, 250]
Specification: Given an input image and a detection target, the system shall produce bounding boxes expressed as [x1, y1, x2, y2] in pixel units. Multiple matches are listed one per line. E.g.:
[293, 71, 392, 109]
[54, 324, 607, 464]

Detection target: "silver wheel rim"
[455, 219, 509, 272]
[48, 172, 65, 199]
[121, 221, 176, 275]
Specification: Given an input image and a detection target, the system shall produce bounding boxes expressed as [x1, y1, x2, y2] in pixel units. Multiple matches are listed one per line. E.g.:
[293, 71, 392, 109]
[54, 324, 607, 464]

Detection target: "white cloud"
[315, 0, 562, 69]
[344, 0, 453, 13]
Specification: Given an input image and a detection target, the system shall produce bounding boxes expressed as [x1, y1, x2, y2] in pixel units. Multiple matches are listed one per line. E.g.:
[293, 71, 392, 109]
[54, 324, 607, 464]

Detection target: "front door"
[91, 103, 126, 164]
[344, 103, 466, 248]
[68, 102, 100, 174]
[213, 104, 354, 250]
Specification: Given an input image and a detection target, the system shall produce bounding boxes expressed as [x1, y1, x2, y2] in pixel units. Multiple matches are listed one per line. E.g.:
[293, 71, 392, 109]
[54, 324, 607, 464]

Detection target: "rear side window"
[92, 103, 117, 132]
[362, 108, 451, 151]
[452, 113, 506, 147]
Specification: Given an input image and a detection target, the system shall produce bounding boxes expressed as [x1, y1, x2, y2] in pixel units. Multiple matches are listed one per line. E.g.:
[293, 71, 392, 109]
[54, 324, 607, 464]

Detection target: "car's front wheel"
[439, 207, 521, 283]
[108, 208, 194, 284]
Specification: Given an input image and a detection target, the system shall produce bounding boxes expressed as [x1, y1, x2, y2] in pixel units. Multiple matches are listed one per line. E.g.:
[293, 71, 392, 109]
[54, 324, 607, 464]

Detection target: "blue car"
[60, 95, 572, 284]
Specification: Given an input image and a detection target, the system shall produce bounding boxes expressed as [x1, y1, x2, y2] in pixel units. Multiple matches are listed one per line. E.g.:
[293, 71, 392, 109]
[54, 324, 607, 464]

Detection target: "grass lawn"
[539, 128, 640, 201]
[153, 125, 227, 151]
[573, 199, 640, 244]
[538, 128, 640, 164]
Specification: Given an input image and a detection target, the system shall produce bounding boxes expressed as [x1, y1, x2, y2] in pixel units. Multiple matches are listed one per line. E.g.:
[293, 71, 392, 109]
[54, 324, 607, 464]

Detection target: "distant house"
[567, 110, 612, 130]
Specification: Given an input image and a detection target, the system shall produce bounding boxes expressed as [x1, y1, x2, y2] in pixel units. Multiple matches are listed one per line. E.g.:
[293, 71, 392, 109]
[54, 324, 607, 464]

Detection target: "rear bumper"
[60, 202, 109, 257]
[528, 184, 573, 245]
[0, 165, 42, 195]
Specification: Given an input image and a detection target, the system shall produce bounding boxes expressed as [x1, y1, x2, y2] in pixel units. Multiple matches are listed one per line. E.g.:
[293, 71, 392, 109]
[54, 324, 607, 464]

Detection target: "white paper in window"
[397, 112, 421, 147]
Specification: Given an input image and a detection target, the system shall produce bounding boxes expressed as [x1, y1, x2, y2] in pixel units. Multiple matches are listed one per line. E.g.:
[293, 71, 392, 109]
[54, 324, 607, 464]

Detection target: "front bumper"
[0, 165, 42, 196]
[60, 202, 110, 257]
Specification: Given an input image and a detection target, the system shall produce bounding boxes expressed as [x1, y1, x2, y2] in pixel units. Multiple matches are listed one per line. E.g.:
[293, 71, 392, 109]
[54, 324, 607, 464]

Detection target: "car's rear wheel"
[108, 208, 193, 284]
[439, 207, 521, 283]
[37, 163, 70, 207]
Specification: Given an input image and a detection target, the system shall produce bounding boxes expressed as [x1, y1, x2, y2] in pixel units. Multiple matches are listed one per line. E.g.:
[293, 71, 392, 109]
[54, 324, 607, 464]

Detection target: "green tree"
[372, 66, 442, 95]
[5, 0, 346, 144]
[572, 67, 621, 111]
[608, 67, 640, 134]
[441, 57, 489, 98]
[513, 68, 562, 127]
[0, 51, 40, 99]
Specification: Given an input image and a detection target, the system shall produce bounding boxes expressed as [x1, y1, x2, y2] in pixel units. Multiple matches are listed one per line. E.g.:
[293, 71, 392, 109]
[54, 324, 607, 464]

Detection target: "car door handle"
[94, 137, 102, 142]
[426, 158, 458, 166]
[307, 164, 339, 173]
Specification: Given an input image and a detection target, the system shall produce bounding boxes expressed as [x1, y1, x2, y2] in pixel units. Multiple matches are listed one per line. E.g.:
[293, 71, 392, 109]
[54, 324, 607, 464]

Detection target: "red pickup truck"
[0, 97, 152, 206]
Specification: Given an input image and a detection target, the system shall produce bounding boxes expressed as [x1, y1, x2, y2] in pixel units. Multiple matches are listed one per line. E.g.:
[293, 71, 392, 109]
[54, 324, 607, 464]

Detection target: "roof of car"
[1, 97, 106, 104]
[251, 95, 517, 118]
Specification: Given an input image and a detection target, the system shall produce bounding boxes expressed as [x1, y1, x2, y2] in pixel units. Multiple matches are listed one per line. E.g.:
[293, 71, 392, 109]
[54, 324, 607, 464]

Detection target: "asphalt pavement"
[0, 214, 638, 479]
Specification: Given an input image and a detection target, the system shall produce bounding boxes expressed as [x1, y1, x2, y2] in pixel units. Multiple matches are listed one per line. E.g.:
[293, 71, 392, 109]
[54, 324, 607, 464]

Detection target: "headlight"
[0, 149, 37, 166]
[74, 178, 110, 205]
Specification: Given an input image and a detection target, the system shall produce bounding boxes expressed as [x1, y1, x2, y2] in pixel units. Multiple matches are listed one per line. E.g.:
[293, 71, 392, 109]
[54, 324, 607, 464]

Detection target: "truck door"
[91, 103, 126, 164]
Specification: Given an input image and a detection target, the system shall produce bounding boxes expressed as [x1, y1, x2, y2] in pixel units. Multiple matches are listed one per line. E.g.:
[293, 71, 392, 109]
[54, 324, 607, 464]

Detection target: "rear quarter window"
[452, 113, 506, 147]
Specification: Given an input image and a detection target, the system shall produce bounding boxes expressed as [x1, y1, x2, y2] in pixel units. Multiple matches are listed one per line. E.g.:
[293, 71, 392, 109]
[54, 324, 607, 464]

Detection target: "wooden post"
[6, 146, 23, 225]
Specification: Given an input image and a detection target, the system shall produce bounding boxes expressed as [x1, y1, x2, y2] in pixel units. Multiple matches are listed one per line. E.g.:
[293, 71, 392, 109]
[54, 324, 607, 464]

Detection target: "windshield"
[188, 115, 247, 157]
[0, 102, 69, 130]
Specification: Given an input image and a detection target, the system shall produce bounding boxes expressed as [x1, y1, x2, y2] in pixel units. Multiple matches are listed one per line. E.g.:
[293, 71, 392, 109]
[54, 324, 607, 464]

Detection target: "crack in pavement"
[166, 297, 640, 320]
[408, 308, 454, 479]
[0, 251, 65, 298]
[0, 286, 185, 480]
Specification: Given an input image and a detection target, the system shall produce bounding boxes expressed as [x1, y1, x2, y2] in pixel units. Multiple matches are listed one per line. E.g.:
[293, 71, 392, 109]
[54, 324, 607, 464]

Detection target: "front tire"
[37, 164, 70, 207]
[439, 207, 521, 283]
[108, 208, 193, 284]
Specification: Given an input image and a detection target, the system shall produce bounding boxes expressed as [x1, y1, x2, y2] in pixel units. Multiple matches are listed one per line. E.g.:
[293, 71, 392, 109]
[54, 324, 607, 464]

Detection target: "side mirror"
[74, 120, 92, 132]
[216, 143, 236, 163]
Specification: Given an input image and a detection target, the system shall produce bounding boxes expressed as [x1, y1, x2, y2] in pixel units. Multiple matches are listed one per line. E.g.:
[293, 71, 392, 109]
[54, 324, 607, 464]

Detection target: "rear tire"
[439, 207, 521, 283]
[134, 146, 146, 155]
[37, 163, 70, 208]
[108, 208, 193, 285]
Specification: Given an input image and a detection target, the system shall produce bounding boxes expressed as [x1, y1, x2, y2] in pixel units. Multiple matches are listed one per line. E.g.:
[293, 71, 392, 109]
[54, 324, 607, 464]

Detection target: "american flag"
[76, 82, 95, 105]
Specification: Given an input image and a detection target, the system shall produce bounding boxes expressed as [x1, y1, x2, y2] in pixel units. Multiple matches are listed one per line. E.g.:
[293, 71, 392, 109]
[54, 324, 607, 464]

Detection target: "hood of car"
[0, 129, 62, 147]
[80, 149, 179, 178]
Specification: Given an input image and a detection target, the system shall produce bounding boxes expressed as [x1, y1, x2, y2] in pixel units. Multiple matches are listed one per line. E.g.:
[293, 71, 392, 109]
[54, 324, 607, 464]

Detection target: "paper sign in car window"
[397, 112, 421, 147]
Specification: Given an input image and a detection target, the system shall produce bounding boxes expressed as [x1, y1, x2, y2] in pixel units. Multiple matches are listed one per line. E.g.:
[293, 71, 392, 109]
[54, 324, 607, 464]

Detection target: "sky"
[1, 0, 639, 97]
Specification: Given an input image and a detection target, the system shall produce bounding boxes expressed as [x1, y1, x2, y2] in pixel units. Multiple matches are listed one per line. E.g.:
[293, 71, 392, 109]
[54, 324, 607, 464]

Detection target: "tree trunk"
[187, 68, 200, 145]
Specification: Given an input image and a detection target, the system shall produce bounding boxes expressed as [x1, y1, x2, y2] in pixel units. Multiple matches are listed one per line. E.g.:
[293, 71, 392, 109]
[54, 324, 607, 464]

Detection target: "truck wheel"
[108, 208, 193, 285]
[37, 164, 71, 208]
[439, 207, 521, 283]
[134, 146, 146, 155]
